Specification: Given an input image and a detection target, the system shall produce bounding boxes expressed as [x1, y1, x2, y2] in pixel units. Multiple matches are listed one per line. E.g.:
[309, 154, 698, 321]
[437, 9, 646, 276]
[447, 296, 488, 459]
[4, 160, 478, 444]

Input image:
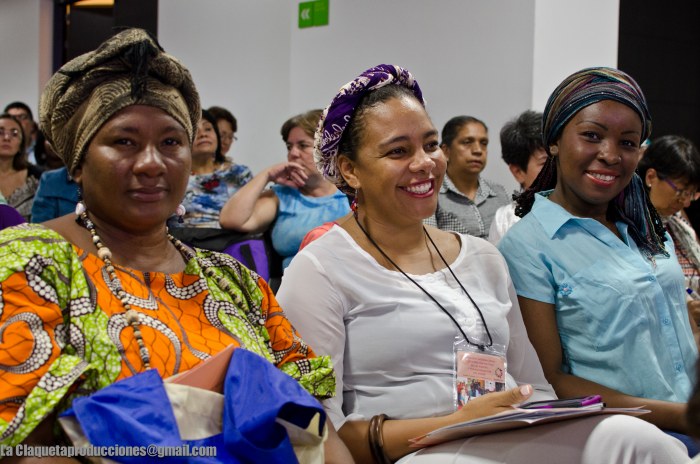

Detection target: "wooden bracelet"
[368, 413, 392, 464]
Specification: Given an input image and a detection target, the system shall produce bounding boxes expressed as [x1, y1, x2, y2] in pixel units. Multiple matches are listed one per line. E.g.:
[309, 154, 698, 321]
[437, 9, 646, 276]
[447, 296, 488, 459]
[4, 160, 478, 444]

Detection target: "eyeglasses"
[220, 134, 238, 143]
[0, 128, 20, 139]
[659, 175, 699, 201]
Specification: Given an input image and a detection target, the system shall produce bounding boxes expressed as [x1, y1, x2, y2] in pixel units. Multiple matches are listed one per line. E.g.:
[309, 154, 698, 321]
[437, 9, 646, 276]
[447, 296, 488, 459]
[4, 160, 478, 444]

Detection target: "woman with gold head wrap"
[0, 29, 351, 463]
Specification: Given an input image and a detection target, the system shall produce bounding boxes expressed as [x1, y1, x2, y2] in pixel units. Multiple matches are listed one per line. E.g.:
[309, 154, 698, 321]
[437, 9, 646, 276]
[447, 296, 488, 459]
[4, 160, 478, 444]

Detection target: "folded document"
[410, 406, 649, 447]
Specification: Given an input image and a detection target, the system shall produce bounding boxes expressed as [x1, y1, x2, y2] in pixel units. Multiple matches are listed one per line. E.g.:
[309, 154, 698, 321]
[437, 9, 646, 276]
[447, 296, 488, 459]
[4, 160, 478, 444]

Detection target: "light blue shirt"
[271, 185, 350, 269]
[498, 192, 697, 402]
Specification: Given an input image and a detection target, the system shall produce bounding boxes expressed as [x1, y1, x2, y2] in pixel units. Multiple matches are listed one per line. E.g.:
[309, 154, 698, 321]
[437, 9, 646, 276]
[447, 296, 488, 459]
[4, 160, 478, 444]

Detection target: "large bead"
[125, 309, 140, 325]
[97, 247, 112, 261]
[74, 202, 86, 216]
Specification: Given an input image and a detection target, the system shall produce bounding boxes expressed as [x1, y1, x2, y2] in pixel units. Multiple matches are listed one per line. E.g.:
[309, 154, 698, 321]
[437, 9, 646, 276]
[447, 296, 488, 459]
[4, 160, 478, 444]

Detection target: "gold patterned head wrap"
[39, 28, 201, 175]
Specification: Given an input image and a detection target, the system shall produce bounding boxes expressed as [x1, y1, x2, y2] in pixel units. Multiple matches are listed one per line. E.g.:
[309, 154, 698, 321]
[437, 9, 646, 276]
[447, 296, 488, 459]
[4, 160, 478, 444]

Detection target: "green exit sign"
[299, 0, 328, 28]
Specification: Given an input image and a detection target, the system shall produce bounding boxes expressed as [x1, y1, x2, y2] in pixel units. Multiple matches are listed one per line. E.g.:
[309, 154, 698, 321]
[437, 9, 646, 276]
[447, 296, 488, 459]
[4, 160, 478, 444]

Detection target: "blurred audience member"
[0, 113, 40, 221]
[179, 110, 252, 228]
[488, 110, 547, 244]
[426, 115, 510, 238]
[220, 109, 350, 269]
[637, 135, 700, 292]
[208, 105, 237, 159]
[4, 101, 39, 167]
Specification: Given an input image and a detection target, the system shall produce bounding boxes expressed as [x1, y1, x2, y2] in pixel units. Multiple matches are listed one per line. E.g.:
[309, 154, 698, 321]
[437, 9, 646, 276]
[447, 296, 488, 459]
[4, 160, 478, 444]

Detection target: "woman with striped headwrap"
[498, 67, 698, 453]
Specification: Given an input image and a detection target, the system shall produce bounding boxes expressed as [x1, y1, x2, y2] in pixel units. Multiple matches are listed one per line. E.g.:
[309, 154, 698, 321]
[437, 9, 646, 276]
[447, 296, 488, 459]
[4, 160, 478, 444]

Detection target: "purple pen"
[687, 288, 700, 301]
[580, 395, 602, 406]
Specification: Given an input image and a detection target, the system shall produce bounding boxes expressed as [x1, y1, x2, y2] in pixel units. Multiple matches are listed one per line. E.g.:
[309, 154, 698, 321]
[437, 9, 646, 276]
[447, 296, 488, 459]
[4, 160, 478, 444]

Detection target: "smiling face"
[73, 105, 191, 233]
[444, 122, 488, 179]
[338, 95, 445, 225]
[549, 100, 643, 219]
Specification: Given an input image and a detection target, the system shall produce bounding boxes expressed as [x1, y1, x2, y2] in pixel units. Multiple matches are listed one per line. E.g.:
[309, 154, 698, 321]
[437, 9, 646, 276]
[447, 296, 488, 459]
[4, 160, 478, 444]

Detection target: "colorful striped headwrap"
[543, 67, 652, 151]
[314, 64, 423, 194]
[516, 66, 667, 260]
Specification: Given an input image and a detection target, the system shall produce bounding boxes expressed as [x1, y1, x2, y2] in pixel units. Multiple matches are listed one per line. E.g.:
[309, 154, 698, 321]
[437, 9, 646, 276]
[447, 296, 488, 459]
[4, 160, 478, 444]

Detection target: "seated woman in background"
[208, 105, 237, 160]
[220, 109, 350, 269]
[277, 64, 688, 463]
[179, 109, 253, 228]
[0, 28, 351, 463]
[637, 135, 700, 294]
[0, 113, 41, 221]
[425, 115, 509, 239]
[498, 68, 698, 453]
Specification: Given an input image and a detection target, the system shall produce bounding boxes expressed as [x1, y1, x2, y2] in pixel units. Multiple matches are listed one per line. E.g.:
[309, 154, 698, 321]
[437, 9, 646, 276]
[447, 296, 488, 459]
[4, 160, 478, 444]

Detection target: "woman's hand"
[340, 384, 535, 463]
[453, 384, 533, 423]
[267, 161, 308, 188]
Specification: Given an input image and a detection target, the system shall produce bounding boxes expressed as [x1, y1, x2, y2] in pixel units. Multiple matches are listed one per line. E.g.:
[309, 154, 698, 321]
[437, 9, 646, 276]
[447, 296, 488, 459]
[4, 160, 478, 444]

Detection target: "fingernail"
[520, 385, 532, 396]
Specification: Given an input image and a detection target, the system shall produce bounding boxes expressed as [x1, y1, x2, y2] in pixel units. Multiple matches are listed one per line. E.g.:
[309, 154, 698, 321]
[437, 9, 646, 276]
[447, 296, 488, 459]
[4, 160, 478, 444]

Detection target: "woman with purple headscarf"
[278, 64, 688, 463]
[498, 67, 698, 454]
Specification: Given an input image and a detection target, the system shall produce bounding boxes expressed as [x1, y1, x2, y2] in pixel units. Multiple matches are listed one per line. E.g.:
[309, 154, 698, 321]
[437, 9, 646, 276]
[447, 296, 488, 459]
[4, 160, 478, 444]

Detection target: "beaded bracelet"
[368, 413, 392, 464]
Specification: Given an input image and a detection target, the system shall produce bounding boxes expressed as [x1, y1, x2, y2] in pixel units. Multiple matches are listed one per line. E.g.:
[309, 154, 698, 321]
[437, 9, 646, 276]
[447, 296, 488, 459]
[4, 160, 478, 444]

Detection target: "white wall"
[1, 0, 619, 192]
[159, 1, 294, 175]
[532, 0, 619, 111]
[160, 0, 619, 192]
[287, 0, 537, 193]
[0, 0, 53, 119]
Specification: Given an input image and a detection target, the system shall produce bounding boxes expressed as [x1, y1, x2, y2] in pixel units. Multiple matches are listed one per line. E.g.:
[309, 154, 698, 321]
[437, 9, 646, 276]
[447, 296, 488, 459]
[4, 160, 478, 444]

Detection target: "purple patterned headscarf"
[314, 64, 424, 194]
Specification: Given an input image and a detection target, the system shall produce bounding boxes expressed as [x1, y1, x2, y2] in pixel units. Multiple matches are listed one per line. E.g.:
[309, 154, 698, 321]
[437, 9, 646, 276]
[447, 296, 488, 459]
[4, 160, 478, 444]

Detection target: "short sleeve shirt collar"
[441, 174, 496, 205]
[530, 191, 632, 245]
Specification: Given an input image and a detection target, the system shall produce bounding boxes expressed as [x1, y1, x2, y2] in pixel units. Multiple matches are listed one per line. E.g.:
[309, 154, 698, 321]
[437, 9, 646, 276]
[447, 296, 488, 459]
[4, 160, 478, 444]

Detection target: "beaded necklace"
[77, 207, 249, 370]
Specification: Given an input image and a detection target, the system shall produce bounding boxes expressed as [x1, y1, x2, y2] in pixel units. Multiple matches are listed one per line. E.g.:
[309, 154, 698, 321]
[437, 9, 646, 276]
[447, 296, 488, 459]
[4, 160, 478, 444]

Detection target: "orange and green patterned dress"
[0, 224, 335, 446]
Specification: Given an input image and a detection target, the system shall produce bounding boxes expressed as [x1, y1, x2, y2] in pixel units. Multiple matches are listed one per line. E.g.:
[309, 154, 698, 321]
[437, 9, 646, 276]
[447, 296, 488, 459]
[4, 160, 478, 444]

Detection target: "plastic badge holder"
[454, 339, 507, 410]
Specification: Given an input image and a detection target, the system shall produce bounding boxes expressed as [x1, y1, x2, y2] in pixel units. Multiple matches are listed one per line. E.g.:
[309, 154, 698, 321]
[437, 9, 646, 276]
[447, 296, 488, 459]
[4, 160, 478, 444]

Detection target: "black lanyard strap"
[354, 216, 493, 351]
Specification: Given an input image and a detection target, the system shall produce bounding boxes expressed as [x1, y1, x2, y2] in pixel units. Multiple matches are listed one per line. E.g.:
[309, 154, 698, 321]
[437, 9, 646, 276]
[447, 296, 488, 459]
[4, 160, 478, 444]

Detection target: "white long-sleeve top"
[277, 225, 555, 430]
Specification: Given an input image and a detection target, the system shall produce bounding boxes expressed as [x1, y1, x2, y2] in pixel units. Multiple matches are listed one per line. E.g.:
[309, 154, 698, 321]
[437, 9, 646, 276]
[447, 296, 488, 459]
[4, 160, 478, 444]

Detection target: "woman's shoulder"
[0, 223, 67, 242]
[38, 166, 71, 184]
[291, 225, 362, 271]
[454, 231, 507, 265]
[481, 177, 510, 197]
[218, 162, 252, 177]
[0, 224, 76, 269]
[191, 247, 262, 284]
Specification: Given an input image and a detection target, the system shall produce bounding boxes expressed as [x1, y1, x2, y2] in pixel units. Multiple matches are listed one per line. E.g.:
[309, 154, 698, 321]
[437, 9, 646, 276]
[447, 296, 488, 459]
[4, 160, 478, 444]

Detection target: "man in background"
[488, 110, 547, 244]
